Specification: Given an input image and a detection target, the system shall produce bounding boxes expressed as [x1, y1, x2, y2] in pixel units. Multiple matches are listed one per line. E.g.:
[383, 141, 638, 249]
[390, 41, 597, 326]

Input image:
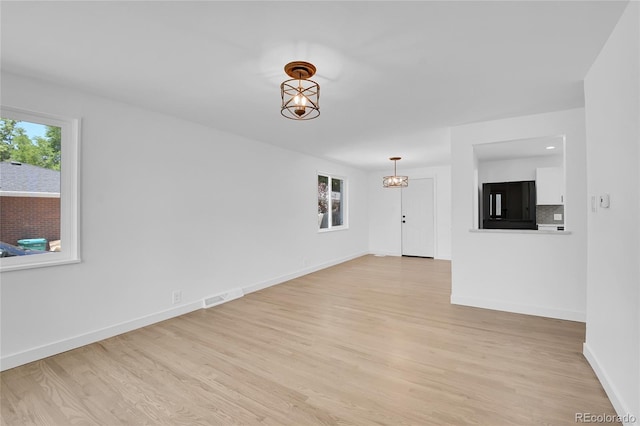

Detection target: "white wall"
[451, 108, 587, 321]
[583, 2, 639, 423]
[478, 155, 562, 184]
[368, 165, 451, 260]
[0, 72, 370, 370]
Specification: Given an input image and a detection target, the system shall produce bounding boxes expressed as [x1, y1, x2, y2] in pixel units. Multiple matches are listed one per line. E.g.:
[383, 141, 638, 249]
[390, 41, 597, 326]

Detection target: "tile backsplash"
[537, 204, 564, 224]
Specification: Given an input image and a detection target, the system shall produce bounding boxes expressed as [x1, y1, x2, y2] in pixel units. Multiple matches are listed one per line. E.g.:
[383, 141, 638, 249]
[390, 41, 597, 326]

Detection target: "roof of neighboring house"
[0, 161, 60, 193]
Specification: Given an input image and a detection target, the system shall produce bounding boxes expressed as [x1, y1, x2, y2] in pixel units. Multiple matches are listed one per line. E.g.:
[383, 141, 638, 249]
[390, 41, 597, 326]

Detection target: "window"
[0, 106, 80, 271]
[318, 173, 347, 231]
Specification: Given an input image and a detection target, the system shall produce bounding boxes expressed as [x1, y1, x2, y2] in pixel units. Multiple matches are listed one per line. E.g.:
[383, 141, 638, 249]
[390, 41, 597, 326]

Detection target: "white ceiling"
[474, 135, 564, 162]
[0, 1, 627, 171]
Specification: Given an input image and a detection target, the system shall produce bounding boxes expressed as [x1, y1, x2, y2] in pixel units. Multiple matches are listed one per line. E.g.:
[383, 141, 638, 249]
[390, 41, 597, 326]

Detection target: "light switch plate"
[554, 213, 562, 220]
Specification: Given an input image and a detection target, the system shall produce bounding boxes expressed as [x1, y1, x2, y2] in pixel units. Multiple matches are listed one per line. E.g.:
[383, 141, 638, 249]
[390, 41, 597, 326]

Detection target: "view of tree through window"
[1, 119, 61, 170]
[318, 174, 346, 230]
[0, 118, 62, 256]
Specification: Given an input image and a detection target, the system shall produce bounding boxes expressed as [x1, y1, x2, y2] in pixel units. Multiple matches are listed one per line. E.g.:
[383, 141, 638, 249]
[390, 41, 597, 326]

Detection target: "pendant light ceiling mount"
[383, 157, 409, 188]
[284, 61, 316, 80]
[281, 61, 320, 120]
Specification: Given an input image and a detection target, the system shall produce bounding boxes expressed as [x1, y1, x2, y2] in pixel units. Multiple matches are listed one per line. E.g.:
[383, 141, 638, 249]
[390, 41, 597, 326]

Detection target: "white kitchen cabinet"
[536, 167, 564, 205]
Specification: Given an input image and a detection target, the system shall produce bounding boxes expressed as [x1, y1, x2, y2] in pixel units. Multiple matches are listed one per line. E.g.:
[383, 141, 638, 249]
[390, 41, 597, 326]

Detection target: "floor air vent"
[202, 288, 244, 309]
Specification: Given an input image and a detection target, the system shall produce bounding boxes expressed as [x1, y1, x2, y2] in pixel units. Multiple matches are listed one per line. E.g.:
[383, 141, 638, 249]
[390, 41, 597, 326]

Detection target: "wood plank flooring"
[1, 255, 618, 425]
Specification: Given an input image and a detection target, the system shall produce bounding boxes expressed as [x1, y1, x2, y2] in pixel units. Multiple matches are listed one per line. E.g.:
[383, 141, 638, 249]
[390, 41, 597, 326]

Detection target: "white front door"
[401, 178, 435, 258]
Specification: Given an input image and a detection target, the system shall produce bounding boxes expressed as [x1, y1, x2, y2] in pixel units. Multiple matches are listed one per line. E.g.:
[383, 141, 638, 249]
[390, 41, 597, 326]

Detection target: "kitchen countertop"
[470, 228, 571, 235]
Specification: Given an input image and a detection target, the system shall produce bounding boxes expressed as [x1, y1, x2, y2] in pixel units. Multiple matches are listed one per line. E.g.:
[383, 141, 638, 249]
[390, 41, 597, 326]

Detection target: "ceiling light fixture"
[546, 146, 556, 150]
[383, 157, 408, 188]
[281, 61, 320, 120]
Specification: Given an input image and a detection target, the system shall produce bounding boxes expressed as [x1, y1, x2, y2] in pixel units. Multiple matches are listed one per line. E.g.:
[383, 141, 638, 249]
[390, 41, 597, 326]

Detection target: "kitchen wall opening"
[473, 135, 566, 231]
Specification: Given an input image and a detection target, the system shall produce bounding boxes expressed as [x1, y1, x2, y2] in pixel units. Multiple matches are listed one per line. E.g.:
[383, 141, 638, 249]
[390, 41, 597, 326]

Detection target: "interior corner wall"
[0, 72, 369, 370]
[451, 108, 588, 321]
[583, 2, 640, 422]
[368, 165, 451, 260]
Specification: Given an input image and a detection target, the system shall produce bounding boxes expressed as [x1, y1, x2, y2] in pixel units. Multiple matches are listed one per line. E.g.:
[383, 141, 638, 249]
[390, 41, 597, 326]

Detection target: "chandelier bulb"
[293, 94, 307, 107]
[294, 92, 307, 116]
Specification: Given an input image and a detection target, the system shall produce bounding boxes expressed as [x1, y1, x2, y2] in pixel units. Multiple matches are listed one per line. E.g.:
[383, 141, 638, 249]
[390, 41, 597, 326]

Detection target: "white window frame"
[0, 106, 81, 271]
[317, 172, 348, 232]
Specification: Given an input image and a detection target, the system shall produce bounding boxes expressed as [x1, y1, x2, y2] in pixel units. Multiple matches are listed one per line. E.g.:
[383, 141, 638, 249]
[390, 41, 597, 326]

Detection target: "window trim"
[0, 106, 81, 272]
[317, 172, 348, 232]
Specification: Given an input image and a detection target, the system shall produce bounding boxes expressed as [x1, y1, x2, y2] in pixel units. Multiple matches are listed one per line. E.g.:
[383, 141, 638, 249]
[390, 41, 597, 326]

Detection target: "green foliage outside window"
[1, 118, 61, 170]
[318, 175, 328, 214]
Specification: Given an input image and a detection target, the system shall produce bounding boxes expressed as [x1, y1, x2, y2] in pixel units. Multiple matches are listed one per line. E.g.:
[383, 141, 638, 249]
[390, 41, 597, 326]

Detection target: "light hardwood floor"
[1, 255, 618, 425]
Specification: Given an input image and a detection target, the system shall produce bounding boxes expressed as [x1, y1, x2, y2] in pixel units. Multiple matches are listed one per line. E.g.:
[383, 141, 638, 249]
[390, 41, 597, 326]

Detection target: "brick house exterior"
[0, 161, 60, 250]
[1, 196, 60, 248]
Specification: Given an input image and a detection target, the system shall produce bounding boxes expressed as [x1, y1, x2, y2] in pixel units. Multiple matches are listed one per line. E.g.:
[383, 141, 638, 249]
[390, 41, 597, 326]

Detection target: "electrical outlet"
[172, 290, 182, 304]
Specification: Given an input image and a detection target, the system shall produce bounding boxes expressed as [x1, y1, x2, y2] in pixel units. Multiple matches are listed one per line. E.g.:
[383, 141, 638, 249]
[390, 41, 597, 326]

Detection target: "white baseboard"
[2, 252, 369, 371]
[583, 343, 638, 426]
[369, 250, 401, 257]
[243, 251, 368, 294]
[450, 294, 585, 322]
[369, 251, 451, 260]
[1, 300, 202, 371]
[434, 254, 452, 261]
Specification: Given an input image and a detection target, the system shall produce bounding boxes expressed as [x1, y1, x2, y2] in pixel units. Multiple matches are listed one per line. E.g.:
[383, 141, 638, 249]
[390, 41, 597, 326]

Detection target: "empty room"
[1, 1, 638, 425]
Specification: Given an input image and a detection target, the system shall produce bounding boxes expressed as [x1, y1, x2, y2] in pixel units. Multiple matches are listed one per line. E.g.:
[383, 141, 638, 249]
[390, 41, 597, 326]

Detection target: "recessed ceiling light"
[546, 146, 556, 150]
